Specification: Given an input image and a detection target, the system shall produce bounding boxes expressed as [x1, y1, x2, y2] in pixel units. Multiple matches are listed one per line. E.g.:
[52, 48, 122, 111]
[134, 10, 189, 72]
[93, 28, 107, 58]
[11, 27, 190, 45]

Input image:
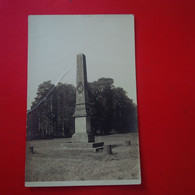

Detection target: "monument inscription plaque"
[75, 117, 86, 133]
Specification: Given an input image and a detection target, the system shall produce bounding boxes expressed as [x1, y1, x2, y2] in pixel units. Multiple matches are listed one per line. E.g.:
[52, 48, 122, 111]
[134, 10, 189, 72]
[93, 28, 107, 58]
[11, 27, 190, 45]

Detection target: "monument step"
[62, 146, 104, 153]
[54, 147, 101, 153]
[64, 142, 104, 149]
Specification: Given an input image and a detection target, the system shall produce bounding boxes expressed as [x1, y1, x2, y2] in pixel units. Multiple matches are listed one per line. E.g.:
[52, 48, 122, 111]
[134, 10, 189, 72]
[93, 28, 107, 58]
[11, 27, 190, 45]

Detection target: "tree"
[88, 78, 114, 134]
[54, 83, 75, 137]
[27, 81, 76, 139]
[29, 81, 55, 138]
[88, 78, 138, 135]
[112, 87, 138, 133]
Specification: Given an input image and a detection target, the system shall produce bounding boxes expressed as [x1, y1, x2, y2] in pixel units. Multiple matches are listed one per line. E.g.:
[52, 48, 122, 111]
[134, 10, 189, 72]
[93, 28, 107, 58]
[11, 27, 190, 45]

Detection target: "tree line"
[26, 78, 138, 140]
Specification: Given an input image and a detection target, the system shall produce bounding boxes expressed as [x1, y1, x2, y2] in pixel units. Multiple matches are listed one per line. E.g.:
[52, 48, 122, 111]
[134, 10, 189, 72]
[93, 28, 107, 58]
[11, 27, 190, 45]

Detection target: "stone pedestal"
[72, 117, 95, 143]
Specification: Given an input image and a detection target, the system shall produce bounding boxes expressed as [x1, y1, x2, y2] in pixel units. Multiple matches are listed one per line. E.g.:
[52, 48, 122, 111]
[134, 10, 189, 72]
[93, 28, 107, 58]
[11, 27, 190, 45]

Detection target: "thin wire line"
[27, 63, 73, 114]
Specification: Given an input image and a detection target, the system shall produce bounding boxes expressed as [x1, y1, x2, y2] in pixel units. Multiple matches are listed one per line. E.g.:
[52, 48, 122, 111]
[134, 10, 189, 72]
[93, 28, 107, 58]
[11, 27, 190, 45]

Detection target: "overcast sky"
[27, 15, 137, 109]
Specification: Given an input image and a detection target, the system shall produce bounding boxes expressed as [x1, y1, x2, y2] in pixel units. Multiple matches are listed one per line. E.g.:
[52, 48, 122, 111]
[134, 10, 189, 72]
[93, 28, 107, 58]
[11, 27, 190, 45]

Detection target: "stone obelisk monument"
[72, 53, 95, 143]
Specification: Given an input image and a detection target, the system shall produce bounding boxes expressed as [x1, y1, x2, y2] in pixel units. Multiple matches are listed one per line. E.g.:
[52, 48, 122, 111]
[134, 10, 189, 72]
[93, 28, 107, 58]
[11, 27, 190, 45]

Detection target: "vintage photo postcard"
[25, 14, 141, 187]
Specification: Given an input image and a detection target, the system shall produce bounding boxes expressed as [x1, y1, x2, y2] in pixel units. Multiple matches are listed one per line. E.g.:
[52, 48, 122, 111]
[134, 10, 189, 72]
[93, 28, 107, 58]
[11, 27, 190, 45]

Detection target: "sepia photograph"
[25, 14, 141, 187]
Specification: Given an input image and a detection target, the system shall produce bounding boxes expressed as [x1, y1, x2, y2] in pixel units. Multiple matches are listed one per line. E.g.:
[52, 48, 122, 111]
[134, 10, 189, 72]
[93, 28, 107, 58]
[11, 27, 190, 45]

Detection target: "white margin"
[25, 179, 141, 187]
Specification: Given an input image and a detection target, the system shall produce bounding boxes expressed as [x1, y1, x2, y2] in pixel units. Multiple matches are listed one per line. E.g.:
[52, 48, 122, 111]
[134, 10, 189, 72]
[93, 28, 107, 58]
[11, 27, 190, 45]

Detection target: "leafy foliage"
[27, 78, 138, 140]
[27, 81, 76, 139]
[89, 78, 138, 135]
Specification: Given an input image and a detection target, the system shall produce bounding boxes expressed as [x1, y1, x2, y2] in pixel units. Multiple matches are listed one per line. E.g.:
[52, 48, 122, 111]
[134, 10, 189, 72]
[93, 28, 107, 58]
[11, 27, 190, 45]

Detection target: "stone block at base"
[65, 142, 104, 148]
[71, 132, 95, 143]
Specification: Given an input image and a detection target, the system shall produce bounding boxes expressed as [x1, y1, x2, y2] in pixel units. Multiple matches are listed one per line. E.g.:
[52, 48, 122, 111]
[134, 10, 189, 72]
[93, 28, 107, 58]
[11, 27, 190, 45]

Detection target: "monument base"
[65, 141, 104, 153]
[71, 132, 95, 143]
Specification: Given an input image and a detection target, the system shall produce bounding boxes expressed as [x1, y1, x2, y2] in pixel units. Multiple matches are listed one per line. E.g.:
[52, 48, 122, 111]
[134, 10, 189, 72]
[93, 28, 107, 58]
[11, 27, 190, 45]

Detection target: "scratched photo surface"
[25, 15, 141, 187]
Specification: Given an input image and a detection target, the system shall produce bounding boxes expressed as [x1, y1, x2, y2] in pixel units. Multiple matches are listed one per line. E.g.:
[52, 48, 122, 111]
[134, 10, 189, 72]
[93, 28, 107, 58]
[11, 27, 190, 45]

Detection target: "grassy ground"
[25, 133, 140, 182]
